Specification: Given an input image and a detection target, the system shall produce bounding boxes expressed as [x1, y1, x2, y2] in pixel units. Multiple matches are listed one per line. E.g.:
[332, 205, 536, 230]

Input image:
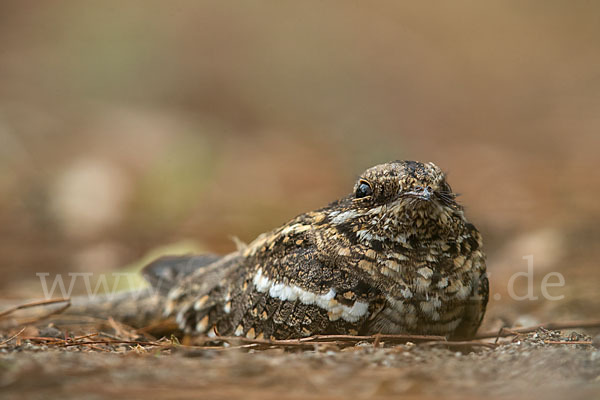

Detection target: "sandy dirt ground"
[1, 321, 599, 400]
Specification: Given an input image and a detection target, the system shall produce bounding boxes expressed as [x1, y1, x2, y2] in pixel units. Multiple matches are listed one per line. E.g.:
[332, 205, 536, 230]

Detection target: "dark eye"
[355, 180, 373, 199]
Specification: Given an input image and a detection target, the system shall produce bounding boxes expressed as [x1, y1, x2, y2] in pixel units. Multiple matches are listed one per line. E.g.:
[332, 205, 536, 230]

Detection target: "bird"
[70, 160, 488, 340]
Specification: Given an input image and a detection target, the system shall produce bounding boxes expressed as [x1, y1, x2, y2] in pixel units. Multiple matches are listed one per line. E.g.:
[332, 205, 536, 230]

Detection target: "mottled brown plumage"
[64, 161, 487, 339]
[134, 160, 489, 340]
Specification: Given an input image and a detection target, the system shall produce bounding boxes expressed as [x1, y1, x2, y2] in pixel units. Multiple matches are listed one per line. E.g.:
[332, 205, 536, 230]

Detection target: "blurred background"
[0, 1, 598, 329]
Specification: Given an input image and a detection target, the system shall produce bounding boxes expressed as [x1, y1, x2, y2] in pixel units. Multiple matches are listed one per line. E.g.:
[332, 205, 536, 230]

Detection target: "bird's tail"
[0, 288, 172, 335]
[1, 254, 228, 333]
[65, 288, 169, 328]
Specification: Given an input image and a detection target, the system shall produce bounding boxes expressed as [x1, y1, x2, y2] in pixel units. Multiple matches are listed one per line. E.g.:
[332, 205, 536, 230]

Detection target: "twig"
[476, 319, 600, 339]
[195, 333, 447, 349]
[180, 334, 496, 352]
[62, 340, 162, 347]
[0, 327, 26, 346]
[419, 340, 497, 349]
[21, 336, 66, 343]
[544, 340, 592, 345]
[190, 337, 314, 350]
[373, 333, 382, 348]
[296, 333, 447, 343]
[0, 298, 71, 319]
[99, 331, 126, 341]
[71, 332, 100, 341]
[494, 327, 519, 344]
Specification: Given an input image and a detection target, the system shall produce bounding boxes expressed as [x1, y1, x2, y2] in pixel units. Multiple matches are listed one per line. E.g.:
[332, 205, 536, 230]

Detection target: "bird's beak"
[404, 186, 432, 201]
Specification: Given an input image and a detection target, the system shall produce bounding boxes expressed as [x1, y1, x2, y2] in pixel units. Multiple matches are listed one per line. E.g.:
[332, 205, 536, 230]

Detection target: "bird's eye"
[355, 180, 373, 199]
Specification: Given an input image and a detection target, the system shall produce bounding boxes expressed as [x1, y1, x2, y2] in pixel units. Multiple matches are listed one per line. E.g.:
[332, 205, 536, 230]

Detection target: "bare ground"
[1, 325, 599, 400]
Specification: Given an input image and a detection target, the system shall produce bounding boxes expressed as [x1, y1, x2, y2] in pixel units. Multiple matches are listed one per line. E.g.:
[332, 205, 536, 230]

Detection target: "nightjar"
[74, 160, 489, 340]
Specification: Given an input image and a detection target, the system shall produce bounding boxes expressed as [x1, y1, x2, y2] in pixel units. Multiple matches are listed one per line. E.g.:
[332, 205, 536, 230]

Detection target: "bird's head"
[327, 161, 465, 246]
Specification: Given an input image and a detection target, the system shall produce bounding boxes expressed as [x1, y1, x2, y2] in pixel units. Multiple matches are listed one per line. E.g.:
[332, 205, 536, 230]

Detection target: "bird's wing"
[168, 233, 382, 339]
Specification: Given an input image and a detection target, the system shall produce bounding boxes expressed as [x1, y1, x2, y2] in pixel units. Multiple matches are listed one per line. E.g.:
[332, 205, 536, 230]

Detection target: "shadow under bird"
[68, 160, 489, 340]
